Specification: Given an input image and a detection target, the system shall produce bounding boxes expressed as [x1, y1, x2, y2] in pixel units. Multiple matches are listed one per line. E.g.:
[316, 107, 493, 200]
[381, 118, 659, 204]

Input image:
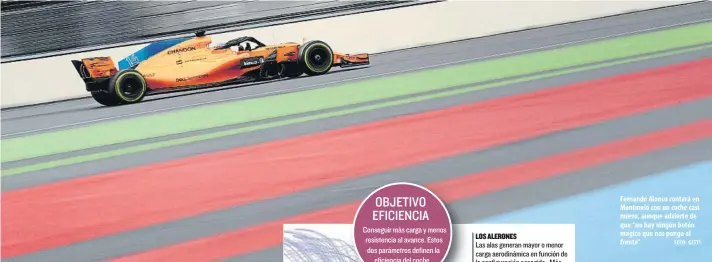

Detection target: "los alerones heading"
[475, 233, 518, 239]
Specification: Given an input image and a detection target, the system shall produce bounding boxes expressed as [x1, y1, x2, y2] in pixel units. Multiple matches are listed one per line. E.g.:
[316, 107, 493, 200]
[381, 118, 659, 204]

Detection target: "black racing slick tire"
[92, 69, 148, 106]
[298, 40, 334, 76]
[90, 91, 122, 106]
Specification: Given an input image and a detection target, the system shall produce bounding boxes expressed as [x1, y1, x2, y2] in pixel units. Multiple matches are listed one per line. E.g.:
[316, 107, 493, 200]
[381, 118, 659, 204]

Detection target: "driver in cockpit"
[241, 42, 253, 51]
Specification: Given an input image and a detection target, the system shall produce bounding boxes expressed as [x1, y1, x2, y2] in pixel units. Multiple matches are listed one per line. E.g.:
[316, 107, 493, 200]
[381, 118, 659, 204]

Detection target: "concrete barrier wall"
[0, 1, 693, 108]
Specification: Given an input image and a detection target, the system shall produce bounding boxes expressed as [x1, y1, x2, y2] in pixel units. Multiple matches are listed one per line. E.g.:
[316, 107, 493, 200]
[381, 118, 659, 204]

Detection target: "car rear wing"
[71, 56, 118, 81]
[333, 53, 370, 68]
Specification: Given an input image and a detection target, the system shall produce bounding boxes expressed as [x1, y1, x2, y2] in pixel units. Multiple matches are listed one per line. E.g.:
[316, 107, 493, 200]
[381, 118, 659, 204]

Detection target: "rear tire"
[109, 69, 147, 104]
[298, 40, 334, 76]
[91, 69, 148, 106]
[91, 91, 122, 106]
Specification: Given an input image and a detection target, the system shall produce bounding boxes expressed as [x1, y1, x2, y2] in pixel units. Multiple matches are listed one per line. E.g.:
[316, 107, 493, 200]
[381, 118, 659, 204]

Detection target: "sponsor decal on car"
[176, 57, 205, 65]
[91, 69, 109, 77]
[240, 57, 264, 68]
[167, 46, 196, 55]
[187, 57, 207, 63]
[283, 51, 298, 61]
[176, 74, 208, 82]
[343, 54, 368, 60]
[144, 73, 156, 78]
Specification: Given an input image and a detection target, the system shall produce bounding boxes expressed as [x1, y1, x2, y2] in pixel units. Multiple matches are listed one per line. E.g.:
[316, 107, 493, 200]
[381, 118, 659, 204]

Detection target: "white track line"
[3, 17, 711, 138]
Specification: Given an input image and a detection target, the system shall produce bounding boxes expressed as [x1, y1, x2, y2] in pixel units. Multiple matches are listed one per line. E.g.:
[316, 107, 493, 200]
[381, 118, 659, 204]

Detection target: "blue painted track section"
[475, 161, 712, 262]
[117, 38, 189, 70]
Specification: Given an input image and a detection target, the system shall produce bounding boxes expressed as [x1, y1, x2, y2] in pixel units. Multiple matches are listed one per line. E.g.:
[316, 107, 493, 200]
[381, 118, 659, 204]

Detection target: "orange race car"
[71, 30, 370, 106]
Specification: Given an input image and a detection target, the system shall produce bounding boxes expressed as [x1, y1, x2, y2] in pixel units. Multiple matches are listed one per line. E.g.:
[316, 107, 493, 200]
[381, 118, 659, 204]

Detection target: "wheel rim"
[120, 77, 143, 99]
[306, 47, 331, 71]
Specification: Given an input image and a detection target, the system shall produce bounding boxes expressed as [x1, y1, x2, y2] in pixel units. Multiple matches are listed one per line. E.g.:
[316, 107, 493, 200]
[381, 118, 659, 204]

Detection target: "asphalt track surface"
[2, 2, 712, 262]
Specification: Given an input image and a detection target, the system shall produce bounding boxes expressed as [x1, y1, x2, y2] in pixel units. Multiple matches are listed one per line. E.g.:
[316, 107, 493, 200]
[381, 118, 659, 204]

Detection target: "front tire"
[298, 40, 334, 76]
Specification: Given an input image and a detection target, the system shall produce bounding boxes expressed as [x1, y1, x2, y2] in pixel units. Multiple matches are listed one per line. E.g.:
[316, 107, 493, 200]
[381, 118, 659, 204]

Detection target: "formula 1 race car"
[71, 30, 370, 106]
